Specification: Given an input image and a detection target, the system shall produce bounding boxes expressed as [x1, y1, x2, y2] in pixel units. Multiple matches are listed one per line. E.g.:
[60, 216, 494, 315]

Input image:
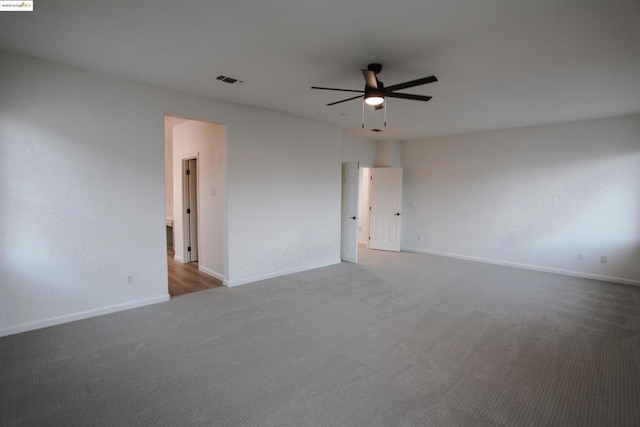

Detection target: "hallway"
[167, 249, 223, 297]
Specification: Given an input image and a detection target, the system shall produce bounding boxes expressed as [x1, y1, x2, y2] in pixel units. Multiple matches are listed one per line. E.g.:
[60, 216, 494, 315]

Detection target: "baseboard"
[224, 259, 341, 287]
[402, 247, 640, 287]
[174, 254, 184, 263]
[0, 294, 170, 338]
[199, 266, 224, 281]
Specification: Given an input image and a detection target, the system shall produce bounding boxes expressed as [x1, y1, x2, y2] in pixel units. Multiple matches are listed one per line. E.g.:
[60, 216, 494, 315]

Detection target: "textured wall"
[402, 114, 640, 284]
[0, 51, 344, 335]
[224, 112, 342, 285]
[0, 52, 170, 335]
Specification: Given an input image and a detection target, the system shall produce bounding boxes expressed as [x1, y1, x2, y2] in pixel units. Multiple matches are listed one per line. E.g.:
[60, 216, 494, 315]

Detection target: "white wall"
[164, 116, 188, 220]
[342, 133, 377, 165]
[164, 120, 174, 220]
[376, 140, 401, 167]
[0, 51, 343, 335]
[225, 113, 342, 286]
[172, 120, 226, 280]
[402, 114, 640, 284]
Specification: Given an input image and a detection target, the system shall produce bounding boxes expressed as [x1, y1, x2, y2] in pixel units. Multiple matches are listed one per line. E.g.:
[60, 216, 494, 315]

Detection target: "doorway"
[164, 115, 227, 297]
[340, 164, 403, 263]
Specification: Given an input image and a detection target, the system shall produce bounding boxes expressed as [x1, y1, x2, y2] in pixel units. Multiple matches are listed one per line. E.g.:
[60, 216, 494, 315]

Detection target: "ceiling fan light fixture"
[365, 95, 384, 106]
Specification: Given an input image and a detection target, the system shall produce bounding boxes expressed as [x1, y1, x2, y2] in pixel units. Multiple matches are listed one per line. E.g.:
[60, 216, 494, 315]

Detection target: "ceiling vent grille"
[216, 75, 244, 85]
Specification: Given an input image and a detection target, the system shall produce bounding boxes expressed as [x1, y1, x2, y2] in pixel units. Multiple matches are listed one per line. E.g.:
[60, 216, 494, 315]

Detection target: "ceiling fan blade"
[385, 75, 438, 92]
[386, 92, 432, 102]
[327, 94, 364, 106]
[311, 86, 364, 93]
[361, 69, 379, 89]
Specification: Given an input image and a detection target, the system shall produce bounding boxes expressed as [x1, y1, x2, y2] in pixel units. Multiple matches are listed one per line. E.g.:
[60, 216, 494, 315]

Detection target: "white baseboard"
[402, 247, 640, 287]
[0, 294, 170, 338]
[199, 266, 224, 281]
[174, 254, 184, 263]
[224, 259, 341, 287]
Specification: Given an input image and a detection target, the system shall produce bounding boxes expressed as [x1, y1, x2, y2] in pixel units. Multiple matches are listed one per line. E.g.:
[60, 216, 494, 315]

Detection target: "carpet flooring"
[2, 248, 640, 426]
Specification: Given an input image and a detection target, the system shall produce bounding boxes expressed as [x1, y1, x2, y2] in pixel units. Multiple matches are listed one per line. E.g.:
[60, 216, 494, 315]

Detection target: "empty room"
[1, 0, 639, 425]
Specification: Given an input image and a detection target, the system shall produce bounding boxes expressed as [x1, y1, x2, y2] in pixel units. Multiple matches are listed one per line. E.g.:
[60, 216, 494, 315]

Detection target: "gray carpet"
[2, 248, 640, 426]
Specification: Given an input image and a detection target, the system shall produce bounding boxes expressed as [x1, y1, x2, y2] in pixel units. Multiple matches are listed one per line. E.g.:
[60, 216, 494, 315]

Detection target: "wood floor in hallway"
[167, 249, 223, 297]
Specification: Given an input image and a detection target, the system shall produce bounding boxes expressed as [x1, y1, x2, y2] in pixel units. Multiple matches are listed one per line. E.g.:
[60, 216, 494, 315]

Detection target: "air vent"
[371, 128, 382, 132]
[216, 75, 244, 85]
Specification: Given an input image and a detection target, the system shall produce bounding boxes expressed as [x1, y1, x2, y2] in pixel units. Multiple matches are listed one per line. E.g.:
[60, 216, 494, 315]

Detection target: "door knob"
[350, 216, 357, 220]
[394, 212, 401, 216]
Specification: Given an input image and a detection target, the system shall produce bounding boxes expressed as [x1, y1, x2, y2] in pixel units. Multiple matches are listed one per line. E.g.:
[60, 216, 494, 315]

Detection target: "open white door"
[341, 162, 360, 263]
[369, 167, 402, 252]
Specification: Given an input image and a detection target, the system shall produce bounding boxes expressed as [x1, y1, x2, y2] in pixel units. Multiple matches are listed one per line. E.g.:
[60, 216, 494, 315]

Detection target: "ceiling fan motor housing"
[365, 81, 384, 99]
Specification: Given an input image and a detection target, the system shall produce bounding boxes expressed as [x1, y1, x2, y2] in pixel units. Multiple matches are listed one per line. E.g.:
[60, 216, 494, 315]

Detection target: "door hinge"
[369, 206, 371, 210]
[187, 246, 191, 252]
[186, 208, 191, 214]
[369, 236, 371, 240]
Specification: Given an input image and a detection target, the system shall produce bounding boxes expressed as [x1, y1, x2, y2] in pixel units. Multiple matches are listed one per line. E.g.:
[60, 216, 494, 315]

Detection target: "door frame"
[182, 154, 200, 263]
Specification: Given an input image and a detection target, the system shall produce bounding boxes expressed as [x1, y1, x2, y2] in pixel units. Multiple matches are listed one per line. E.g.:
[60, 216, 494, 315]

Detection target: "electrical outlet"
[601, 256, 608, 264]
[577, 253, 583, 261]
[417, 234, 421, 241]
[127, 275, 134, 284]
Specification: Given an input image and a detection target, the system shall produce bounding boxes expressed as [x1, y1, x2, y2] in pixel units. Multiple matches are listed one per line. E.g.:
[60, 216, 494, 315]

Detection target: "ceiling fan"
[311, 63, 437, 110]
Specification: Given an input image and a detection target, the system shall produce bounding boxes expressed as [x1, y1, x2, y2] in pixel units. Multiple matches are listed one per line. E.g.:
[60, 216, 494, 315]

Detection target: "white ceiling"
[1, 0, 639, 140]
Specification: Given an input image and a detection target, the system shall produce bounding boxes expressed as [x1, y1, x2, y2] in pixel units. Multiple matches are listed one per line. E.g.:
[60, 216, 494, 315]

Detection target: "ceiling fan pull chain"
[384, 101, 387, 127]
[362, 101, 365, 129]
